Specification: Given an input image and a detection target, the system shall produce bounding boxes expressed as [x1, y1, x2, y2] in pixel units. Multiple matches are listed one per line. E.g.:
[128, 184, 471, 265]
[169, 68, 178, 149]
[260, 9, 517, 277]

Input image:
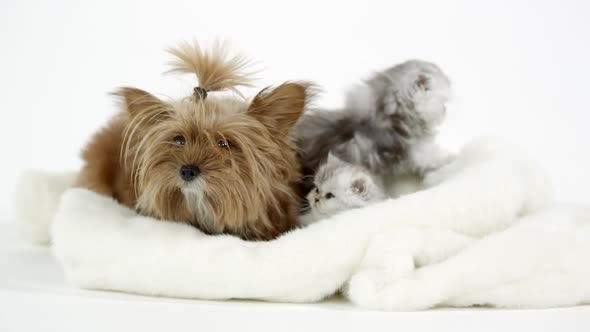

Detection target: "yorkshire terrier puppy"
[75, 40, 310, 240]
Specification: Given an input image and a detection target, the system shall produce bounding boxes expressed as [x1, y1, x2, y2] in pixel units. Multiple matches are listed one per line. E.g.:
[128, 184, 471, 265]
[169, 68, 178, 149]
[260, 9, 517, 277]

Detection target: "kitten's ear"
[114, 87, 169, 120]
[414, 74, 430, 90]
[351, 178, 367, 196]
[327, 152, 344, 165]
[248, 82, 309, 136]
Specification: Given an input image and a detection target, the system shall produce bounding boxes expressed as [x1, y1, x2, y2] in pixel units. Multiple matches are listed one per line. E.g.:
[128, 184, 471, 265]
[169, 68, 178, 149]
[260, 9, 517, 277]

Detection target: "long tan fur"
[166, 39, 256, 98]
[75, 40, 309, 241]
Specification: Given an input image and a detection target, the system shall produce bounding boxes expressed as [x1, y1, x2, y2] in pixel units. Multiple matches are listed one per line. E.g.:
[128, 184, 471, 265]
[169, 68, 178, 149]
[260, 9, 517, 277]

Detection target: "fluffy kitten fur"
[300, 153, 386, 225]
[295, 60, 452, 195]
[75, 40, 310, 240]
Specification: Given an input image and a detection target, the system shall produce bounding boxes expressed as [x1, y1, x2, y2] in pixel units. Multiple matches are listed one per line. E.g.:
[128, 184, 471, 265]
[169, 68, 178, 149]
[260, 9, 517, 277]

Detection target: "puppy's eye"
[217, 139, 230, 150]
[174, 135, 186, 146]
[325, 193, 334, 199]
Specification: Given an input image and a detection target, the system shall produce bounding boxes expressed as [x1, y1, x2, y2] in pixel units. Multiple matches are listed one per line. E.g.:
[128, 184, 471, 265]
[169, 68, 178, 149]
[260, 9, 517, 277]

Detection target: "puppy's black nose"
[180, 165, 200, 182]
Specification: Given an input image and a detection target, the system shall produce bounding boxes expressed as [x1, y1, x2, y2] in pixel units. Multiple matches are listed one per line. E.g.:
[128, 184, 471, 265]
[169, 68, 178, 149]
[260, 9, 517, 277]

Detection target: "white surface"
[1, 0, 590, 221]
[1, 223, 590, 332]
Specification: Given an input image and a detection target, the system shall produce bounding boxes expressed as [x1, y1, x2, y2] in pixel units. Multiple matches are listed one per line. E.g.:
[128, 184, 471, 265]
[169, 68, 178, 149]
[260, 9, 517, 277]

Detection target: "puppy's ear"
[248, 82, 308, 136]
[114, 87, 169, 121]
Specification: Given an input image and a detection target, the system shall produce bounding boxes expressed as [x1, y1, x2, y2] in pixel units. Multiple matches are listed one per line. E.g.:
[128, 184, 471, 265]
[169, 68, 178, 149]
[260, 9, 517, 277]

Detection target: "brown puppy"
[75, 41, 309, 240]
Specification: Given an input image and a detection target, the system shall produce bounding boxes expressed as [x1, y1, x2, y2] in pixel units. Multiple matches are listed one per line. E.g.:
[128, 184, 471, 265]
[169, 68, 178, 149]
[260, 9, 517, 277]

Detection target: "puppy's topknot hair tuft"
[166, 39, 256, 99]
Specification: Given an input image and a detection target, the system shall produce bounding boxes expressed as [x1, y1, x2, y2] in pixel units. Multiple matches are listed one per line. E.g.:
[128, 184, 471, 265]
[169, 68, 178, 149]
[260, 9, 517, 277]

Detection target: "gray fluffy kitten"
[299, 153, 387, 225]
[294, 60, 452, 196]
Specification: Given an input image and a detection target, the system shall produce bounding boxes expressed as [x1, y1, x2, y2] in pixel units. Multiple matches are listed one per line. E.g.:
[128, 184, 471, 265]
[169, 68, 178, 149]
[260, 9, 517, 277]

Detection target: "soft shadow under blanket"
[16, 139, 590, 310]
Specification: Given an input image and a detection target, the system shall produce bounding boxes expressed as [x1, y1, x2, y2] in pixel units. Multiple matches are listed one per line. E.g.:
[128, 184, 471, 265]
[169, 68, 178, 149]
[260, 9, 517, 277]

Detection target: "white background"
[2, 1, 590, 331]
[1, 0, 589, 221]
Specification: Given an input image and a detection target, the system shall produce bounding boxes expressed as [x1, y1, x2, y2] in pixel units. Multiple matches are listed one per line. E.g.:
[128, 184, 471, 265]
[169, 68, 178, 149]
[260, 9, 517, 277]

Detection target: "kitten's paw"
[421, 155, 454, 179]
[410, 144, 455, 177]
[381, 91, 399, 115]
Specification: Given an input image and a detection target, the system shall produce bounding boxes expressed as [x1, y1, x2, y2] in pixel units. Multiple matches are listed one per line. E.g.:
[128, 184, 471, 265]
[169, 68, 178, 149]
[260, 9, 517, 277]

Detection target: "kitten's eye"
[174, 135, 186, 146]
[325, 193, 334, 199]
[217, 139, 230, 150]
[315, 187, 319, 194]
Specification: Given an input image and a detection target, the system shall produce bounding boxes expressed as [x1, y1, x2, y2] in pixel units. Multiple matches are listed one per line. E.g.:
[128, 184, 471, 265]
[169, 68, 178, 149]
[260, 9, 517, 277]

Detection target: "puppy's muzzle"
[180, 165, 200, 182]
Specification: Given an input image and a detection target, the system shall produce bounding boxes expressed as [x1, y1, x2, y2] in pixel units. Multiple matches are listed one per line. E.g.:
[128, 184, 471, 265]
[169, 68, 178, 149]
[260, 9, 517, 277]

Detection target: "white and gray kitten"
[295, 60, 452, 195]
[299, 153, 387, 225]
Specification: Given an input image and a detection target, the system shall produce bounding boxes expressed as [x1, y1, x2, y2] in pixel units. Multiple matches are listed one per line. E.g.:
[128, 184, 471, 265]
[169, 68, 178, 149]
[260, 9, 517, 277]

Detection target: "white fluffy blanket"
[16, 139, 590, 310]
